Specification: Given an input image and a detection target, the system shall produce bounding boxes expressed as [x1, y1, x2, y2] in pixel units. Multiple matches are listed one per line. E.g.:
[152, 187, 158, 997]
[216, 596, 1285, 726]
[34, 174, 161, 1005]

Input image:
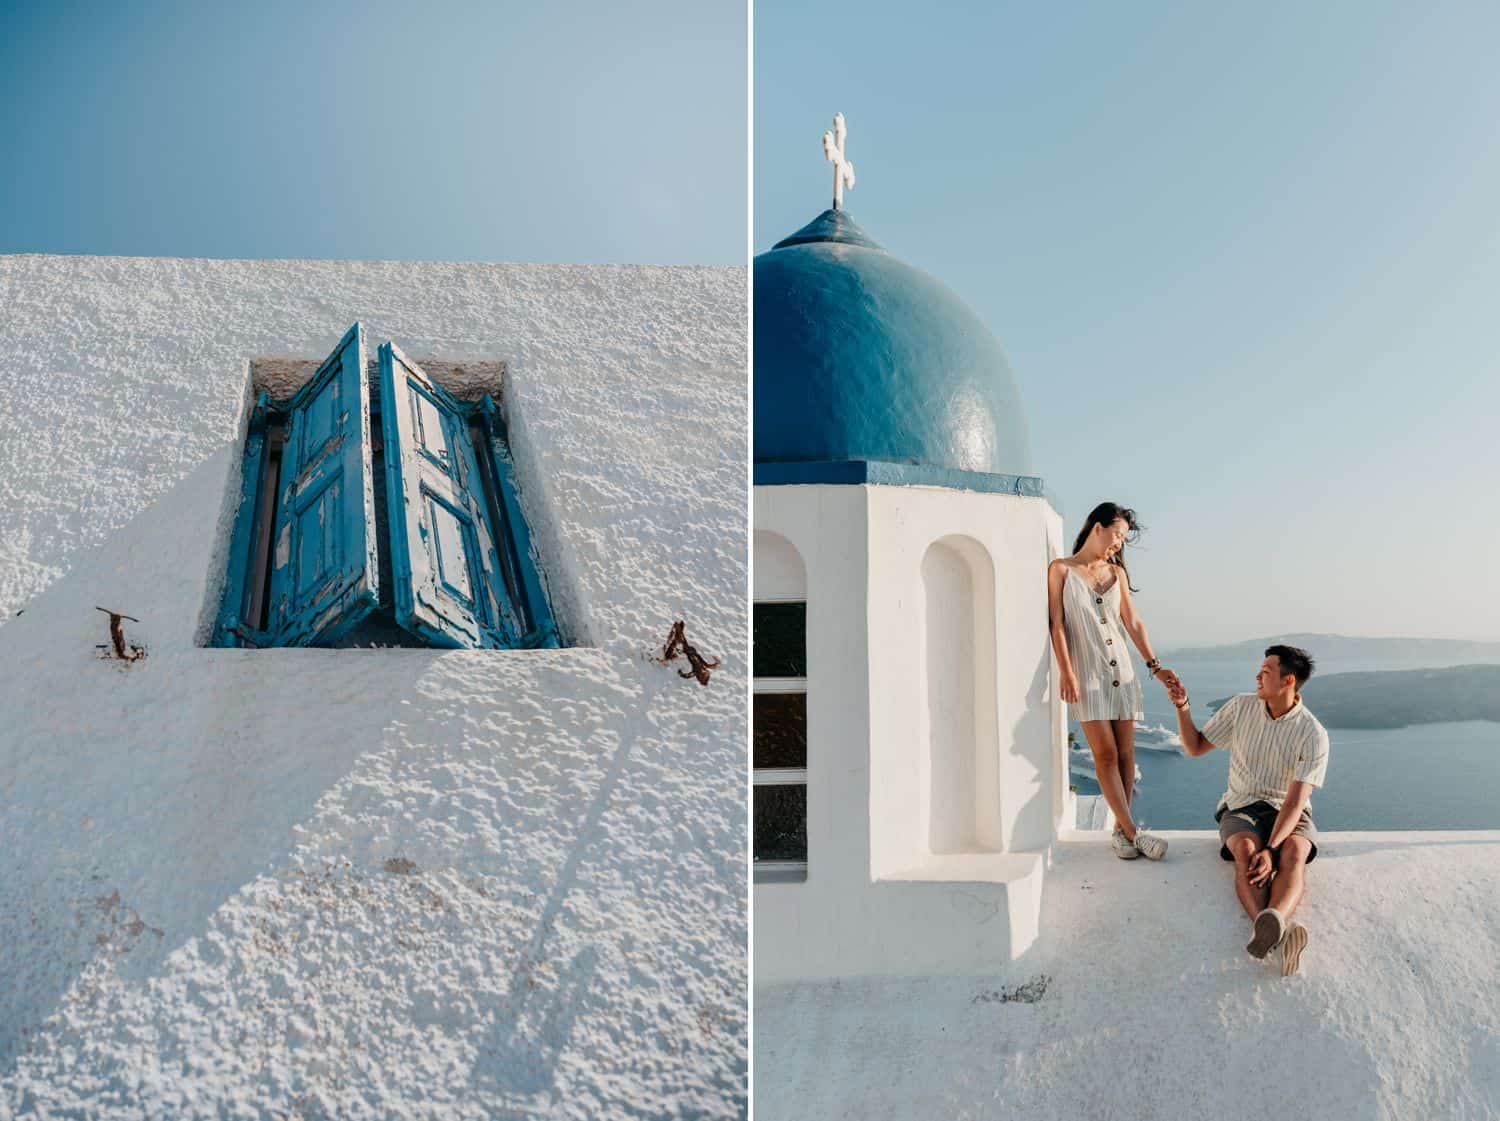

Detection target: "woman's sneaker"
[1111, 827, 1140, 860]
[1132, 828, 1168, 860]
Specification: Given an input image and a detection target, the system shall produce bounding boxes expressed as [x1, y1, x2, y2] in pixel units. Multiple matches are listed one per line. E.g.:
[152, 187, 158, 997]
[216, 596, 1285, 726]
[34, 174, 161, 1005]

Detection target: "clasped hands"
[1246, 848, 1275, 887]
[1153, 665, 1185, 700]
[1057, 665, 1185, 705]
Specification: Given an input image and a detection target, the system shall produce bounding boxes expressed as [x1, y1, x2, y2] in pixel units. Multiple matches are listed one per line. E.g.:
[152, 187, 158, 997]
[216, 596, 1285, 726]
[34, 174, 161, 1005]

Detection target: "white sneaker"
[1111, 827, 1140, 859]
[1132, 828, 1168, 861]
[1277, 922, 1309, 976]
[1247, 908, 1285, 960]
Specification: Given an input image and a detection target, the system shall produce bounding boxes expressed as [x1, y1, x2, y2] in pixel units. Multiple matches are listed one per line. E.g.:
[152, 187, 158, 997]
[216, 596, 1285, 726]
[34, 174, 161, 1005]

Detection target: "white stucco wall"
[752, 483, 1064, 982]
[865, 487, 1063, 868]
[0, 256, 746, 1119]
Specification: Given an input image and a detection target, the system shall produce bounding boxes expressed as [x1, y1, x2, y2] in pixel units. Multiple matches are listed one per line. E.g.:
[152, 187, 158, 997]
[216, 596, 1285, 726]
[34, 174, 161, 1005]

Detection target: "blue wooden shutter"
[380, 342, 513, 648]
[263, 322, 380, 646]
[213, 391, 272, 647]
[476, 395, 560, 648]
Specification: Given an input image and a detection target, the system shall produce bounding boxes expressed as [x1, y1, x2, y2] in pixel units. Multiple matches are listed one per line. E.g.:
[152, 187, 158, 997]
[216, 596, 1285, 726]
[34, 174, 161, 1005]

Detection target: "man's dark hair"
[1265, 644, 1315, 687]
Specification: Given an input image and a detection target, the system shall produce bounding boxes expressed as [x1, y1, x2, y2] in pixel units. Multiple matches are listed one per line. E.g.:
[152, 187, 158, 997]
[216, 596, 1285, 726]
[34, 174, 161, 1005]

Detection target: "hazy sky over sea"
[757, 1, 1500, 645]
[0, 0, 745, 264]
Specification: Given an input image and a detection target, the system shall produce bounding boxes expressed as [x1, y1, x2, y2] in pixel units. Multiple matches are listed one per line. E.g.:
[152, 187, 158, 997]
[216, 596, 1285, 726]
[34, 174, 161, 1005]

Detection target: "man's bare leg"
[1110, 718, 1136, 808]
[1268, 837, 1313, 975]
[1081, 720, 1136, 839]
[1268, 836, 1312, 920]
[1226, 831, 1268, 921]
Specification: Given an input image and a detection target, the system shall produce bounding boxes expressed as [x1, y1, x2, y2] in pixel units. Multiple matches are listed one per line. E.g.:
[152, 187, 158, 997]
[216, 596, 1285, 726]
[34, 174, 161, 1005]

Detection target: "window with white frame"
[212, 322, 558, 651]
[753, 600, 807, 882]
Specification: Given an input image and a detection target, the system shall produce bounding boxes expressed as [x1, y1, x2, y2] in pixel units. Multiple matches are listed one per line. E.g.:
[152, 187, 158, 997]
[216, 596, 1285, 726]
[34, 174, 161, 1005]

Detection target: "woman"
[1047, 502, 1176, 861]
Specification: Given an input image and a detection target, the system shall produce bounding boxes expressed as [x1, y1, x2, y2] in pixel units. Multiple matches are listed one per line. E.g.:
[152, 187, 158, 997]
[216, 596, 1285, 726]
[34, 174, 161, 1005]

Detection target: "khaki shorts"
[1215, 800, 1319, 865]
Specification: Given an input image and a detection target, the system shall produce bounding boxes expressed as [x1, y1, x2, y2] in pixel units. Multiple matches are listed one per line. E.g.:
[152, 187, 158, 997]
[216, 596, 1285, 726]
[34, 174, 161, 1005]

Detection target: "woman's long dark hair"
[1072, 502, 1142, 591]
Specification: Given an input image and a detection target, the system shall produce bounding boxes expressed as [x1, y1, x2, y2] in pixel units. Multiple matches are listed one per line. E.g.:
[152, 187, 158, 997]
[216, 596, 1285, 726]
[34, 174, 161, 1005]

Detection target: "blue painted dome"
[754, 210, 1033, 477]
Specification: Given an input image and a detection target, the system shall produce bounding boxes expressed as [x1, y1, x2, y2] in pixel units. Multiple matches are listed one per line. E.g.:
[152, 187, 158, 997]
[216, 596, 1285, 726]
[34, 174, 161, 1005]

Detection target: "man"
[1164, 645, 1329, 976]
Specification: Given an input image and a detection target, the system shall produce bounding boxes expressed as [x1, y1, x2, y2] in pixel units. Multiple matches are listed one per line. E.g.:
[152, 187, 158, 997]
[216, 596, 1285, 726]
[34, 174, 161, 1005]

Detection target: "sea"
[1069, 647, 1500, 830]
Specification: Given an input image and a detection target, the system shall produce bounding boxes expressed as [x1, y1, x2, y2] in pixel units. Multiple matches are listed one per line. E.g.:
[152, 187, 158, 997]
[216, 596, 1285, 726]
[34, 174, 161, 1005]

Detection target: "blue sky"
[757, 0, 1500, 646]
[0, 0, 745, 264]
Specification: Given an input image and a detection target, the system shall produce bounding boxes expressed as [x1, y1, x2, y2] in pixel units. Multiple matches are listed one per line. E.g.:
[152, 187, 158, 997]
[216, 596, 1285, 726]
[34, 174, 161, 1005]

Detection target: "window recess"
[213, 323, 559, 651]
[753, 601, 808, 883]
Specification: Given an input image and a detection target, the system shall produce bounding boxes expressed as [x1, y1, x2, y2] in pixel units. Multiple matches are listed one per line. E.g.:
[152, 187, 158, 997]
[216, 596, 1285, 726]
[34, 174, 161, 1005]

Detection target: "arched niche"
[754, 530, 806, 602]
[919, 535, 1001, 853]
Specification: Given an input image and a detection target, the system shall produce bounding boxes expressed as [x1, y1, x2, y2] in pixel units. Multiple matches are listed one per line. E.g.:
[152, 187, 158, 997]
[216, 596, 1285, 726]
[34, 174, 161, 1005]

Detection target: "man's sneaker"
[1132, 828, 1168, 861]
[1111, 827, 1140, 860]
[1277, 922, 1309, 977]
[1247, 908, 1286, 959]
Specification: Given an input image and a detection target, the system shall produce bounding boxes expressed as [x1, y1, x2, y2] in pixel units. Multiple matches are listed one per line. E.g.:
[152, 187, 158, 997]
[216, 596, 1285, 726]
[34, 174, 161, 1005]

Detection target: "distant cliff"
[1209, 664, 1500, 728]
[1170, 634, 1500, 666]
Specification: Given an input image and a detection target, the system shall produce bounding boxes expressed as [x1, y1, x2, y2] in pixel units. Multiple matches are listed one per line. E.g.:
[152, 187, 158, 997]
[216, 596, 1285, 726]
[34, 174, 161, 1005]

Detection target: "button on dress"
[1060, 566, 1143, 722]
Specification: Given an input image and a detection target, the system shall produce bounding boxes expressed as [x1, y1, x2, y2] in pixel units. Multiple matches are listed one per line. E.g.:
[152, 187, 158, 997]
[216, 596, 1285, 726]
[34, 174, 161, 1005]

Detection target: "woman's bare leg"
[1111, 718, 1136, 809]
[1080, 720, 1137, 840]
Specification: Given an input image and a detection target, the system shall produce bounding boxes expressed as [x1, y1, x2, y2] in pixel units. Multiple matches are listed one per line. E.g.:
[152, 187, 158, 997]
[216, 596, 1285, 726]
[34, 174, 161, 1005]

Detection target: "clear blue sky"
[757, 0, 1500, 646]
[0, 0, 745, 264]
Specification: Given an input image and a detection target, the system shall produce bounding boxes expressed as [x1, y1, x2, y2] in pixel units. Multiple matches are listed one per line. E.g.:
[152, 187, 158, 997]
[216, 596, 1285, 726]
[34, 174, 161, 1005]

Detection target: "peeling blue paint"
[213, 391, 271, 647]
[754, 459, 1044, 497]
[380, 347, 558, 650]
[213, 325, 560, 651]
[477, 394, 560, 649]
[263, 322, 379, 647]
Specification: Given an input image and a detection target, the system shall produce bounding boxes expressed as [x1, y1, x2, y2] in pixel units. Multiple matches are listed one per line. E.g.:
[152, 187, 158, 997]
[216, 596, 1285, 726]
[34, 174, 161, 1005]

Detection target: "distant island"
[1167, 633, 1500, 665]
[1208, 664, 1500, 729]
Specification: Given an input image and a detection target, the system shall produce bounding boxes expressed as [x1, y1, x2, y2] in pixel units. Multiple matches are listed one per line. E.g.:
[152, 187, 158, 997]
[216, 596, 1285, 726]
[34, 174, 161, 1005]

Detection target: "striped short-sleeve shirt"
[1201, 693, 1330, 812]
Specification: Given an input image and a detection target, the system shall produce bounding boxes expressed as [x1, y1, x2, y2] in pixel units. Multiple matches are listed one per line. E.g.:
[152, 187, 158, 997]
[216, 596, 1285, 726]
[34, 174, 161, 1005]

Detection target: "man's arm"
[1266, 780, 1315, 850]
[1166, 679, 1217, 757]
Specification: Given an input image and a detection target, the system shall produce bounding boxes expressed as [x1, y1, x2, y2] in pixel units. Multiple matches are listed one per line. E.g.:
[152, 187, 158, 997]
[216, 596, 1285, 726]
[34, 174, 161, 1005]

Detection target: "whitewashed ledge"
[1073, 793, 1114, 830]
[754, 831, 1500, 1121]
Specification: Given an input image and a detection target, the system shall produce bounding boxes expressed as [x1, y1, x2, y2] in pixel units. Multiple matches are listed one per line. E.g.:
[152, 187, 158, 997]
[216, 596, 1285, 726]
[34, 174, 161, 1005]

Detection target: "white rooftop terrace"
[755, 829, 1500, 1120]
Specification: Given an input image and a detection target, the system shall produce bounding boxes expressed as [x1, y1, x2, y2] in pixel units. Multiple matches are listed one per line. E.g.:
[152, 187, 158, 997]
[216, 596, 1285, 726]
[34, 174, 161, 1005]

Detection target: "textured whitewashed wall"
[0, 256, 746, 1120]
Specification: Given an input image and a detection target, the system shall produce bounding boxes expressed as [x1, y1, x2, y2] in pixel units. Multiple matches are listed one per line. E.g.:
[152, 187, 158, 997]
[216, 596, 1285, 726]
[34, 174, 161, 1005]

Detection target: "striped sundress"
[1060, 566, 1143, 722]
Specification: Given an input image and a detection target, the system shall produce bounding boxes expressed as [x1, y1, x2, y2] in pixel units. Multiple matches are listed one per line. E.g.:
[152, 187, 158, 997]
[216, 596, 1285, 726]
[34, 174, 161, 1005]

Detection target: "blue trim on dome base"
[754, 459, 1049, 500]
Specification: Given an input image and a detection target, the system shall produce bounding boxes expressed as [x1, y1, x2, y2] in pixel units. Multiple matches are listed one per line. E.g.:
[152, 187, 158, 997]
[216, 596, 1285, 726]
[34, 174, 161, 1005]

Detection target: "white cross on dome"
[822, 113, 855, 210]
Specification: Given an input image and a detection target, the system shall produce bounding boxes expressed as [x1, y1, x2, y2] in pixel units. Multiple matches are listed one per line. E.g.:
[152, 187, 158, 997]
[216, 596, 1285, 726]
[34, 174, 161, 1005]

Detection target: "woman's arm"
[1046, 561, 1080, 704]
[1116, 577, 1159, 667]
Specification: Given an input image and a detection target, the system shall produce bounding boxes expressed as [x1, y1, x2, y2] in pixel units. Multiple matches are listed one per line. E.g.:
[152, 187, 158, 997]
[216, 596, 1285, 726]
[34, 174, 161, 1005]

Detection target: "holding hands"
[1148, 661, 1186, 705]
